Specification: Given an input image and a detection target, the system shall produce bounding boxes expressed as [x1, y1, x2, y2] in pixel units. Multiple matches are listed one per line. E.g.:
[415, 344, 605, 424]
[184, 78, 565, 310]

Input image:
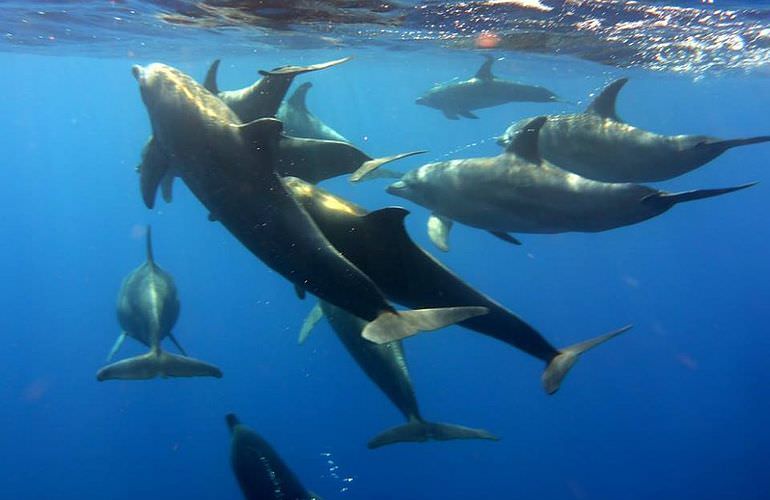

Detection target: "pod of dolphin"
[97, 55, 767, 498]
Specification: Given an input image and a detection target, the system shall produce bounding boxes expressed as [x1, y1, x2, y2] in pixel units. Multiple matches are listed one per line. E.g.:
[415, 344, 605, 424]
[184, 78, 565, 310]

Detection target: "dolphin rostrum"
[133, 63, 485, 349]
[227, 414, 319, 500]
[497, 78, 770, 182]
[300, 301, 499, 447]
[96, 227, 222, 381]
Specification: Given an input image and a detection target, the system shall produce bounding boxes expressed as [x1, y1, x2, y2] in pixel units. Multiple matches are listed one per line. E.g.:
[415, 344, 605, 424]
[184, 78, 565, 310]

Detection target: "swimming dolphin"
[133, 63, 484, 346]
[226, 414, 319, 500]
[96, 227, 222, 381]
[276, 82, 348, 142]
[497, 78, 770, 182]
[284, 176, 630, 394]
[378, 116, 756, 250]
[416, 55, 560, 120]
[300, 301, 499, 447]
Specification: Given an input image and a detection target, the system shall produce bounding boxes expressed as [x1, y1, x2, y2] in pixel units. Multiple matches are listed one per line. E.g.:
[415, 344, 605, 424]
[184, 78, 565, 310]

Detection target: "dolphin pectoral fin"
[96, 350, 222, 381]
[505, 116, 547, 163]
[259, 56, 352, 77]
[474, 54, 495, 81]
[489, 231, 522, 246]
[427, 213, 453, 252]
[106, 332, 127, 362]
[167, 333, 187, 356]
[542, 324, 632, 395]
[350, 151, 426, 182]
[203, 59, 221, 94]
[298, 302, 324, 345]
[587, 77, 628, 121]
[367, 420, 499, 449]
[641, 182, 757, 209]
[139, 137, 172, 209]
[294, 284, 306, 300]
[441, 109, 459, 120]
[160, 172, 175, 203]
[361, 306, 488, 344]
[458, 110, 479, 119]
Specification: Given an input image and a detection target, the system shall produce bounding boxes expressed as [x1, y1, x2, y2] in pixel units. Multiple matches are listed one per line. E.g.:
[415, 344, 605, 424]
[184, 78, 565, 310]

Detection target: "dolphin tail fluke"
[642, 182, 757, 209]
[542, 325, 632, 395]
[701, 136, 770, 155]
[350, 150, 427, 182]
[361, 306, 488, 344]
[96, 349, 222, 381]
[259, 56, 352, 77]
[368, 420, 499, 449]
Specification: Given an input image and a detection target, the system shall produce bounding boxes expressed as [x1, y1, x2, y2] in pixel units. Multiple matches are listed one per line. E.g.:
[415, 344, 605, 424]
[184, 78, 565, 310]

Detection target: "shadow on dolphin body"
[497, 78, 770, 182]
[96, 227, 222, 381]
[283, 176, 631, 394]
[300, 301, 500, 447]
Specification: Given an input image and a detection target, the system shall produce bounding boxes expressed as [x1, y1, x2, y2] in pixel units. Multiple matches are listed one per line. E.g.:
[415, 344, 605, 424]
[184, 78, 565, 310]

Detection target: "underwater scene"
[1, 0, 769, 499]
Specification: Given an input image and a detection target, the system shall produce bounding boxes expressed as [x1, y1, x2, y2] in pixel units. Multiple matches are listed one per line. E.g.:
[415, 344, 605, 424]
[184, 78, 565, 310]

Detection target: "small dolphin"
[276, 82, 348, 142]
[226, 414, 320, 500]
[133, 63, 484, 348]
[379, 116, 756, 250]
[300, 301, 499, 448]
[497, 78, 770, 182]
[96, 227, 222, 381]
[416, 55, 560, 120]
[284, 176, 630, 393]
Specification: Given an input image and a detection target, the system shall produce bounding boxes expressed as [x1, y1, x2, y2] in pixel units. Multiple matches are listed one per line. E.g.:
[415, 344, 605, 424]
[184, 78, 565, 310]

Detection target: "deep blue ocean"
[1, 1, 769, 499]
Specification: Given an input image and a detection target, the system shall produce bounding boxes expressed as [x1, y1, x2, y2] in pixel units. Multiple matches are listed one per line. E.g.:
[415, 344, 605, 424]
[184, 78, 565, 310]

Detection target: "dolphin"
[300, 301, 499, 447]
[276, 82, 349, 142]
[226, 414, 320, 500]
[416, 54, 560, 120]
[497, 78, 770, 182]
[132, 63, 485, 347]
[378, 116, 756, 250]
[283, 176, 630, 394]
[96, 227, 222, 381]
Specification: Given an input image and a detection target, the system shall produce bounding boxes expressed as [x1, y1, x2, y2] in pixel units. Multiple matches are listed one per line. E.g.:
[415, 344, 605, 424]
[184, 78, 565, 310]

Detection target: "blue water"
[2, 1, 770, 499]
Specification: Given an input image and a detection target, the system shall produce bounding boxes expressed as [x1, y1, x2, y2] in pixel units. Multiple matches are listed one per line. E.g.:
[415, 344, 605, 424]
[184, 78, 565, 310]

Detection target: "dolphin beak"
[387, 181, 407, 195]
[131, 65, 144, 82]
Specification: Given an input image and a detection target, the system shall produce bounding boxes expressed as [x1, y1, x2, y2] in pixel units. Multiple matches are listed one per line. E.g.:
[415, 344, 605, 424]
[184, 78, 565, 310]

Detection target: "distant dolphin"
[416, 55, 560, 120]
[96, 227, 222, 381]
[284, 176, 630, 394]
[226, 414, 319, 500]
[133, 63, 484, 348]
[497, 78, 770, 182]
[276, 82, 348, 142]
[300, 301, 499, 448]
[377, 116, 756, 250]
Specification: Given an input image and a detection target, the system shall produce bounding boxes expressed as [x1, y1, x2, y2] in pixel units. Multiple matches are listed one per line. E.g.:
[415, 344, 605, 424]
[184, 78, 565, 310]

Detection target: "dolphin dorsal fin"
[587, 78, 628, 121]
[288, 82, 312, 112]
[475, 55, 495, 81]
[145, 226, 154, 264]
[225, 413, 240, 433]
[506, 116, 547, 164]
[204, 59, 221, 94]
[363, 207, 410, 233]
